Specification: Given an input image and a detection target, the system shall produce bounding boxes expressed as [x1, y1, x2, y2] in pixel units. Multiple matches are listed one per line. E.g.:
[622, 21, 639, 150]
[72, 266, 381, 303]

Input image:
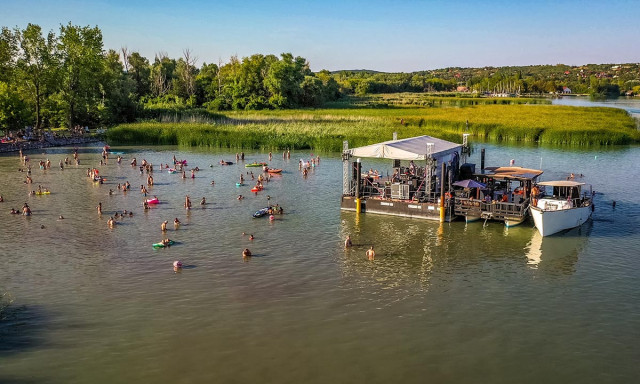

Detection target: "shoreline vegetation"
[2, 23, 639, 151]
[106, 98, 640, 151]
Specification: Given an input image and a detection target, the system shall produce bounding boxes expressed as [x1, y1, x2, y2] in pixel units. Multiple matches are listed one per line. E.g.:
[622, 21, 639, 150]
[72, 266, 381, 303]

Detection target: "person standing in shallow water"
[345, 235, 352, 248]
[366, 246, 375, 260]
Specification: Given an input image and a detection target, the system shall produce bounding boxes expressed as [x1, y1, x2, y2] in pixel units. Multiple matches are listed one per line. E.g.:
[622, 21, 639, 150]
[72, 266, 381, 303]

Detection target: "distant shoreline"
[0, 137, 102, 154]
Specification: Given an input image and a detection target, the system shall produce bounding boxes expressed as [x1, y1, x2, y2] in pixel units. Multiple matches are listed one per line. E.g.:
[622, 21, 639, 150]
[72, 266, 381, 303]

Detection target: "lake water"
[552, 96, 640, 119]
[1, 143, 639, 383]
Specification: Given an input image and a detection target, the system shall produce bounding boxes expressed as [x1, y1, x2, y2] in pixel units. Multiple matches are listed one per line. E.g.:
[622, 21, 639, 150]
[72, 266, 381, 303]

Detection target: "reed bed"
[106, 104, 640, 151]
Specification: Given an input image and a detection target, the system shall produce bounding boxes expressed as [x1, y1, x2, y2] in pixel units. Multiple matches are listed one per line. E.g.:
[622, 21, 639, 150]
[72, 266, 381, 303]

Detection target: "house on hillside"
[562, 87, 572, 94]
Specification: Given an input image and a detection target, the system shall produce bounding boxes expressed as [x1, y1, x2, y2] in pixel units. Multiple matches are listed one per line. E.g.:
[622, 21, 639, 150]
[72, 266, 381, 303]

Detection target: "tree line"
[2, 23, 639, 134]
[334, 63, 640, 97]
[0, 23, 340, 133]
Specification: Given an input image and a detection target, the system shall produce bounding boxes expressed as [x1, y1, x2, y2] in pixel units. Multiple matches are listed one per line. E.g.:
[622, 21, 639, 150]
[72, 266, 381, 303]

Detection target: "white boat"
[530, 180, 594, 236]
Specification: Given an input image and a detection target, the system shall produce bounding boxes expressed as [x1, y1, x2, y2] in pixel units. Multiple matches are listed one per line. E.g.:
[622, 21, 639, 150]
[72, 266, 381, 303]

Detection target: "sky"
[2, 0, 640, 72]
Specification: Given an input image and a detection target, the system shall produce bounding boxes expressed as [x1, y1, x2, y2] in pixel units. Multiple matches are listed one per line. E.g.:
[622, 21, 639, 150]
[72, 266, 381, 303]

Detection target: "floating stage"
[341, 196, 455, 221]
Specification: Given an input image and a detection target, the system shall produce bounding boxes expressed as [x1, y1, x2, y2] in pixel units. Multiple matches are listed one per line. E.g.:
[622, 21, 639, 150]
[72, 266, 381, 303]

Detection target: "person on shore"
[97, 202, 102, 214]
[161, 220, 168, 232]
[345, 236, 353, 248]
[366, 246, 375, 260]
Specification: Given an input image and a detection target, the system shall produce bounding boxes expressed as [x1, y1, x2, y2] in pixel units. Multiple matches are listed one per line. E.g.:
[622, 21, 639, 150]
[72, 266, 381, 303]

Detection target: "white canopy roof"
[347, 135, 461, 161]
[537, 180, 585, 187]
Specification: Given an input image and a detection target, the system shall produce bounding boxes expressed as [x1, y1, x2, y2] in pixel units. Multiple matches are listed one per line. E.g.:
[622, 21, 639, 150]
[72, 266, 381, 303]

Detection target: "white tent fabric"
[347, 135, 461, 161]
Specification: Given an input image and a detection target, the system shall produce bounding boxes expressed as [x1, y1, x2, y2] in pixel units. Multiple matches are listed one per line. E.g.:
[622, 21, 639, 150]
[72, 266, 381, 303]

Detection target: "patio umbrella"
[453, 179, 486, 189]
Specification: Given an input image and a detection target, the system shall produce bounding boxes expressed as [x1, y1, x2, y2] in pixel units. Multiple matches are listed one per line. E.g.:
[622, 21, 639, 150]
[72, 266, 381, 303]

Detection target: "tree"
[264, 53, 310, 108]
[150, 52, 175, 97]
[0, 27, 17, 83]
[100, 49, 136, 124]
[0, 81, 30, 134]
[127, 51, 150, 98]
[15, 23, 59, 131]
[58, 23, 104, 128]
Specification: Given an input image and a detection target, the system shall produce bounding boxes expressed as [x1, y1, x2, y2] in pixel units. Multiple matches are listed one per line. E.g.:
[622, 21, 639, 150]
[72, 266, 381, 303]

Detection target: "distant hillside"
[327, 63, 640, 97]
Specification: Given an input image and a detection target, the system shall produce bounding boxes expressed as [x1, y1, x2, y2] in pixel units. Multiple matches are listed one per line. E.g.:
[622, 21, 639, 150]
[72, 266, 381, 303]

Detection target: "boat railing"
[454, 196, 483, 217]
[490, 198, 530, 219]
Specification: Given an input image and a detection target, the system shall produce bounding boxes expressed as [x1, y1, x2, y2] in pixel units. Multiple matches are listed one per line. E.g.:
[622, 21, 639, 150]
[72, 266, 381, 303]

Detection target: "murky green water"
[1, 143, 639, 383]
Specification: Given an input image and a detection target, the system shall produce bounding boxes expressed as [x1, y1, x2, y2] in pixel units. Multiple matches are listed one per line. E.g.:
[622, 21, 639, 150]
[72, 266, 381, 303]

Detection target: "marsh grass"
[106, 104, 639, 151]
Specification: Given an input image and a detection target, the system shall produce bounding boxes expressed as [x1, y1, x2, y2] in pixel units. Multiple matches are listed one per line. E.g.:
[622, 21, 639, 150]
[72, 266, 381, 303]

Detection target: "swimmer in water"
[366, 246, 375, 260]
[345, 235, 352, 248]
[107, 217, 115, 228]
[249, 234, 254, 240]
[242, 248, 252, 258]
[174, 217, 181, 227]
[200, 197, 206, 205]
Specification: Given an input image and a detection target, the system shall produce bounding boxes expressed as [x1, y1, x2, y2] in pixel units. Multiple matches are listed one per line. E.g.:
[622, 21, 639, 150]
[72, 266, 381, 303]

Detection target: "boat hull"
[531, 205, 592, 236]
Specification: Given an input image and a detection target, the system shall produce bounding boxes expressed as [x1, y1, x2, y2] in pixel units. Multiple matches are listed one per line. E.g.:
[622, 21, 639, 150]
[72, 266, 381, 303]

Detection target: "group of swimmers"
[5, 147, 305, 265]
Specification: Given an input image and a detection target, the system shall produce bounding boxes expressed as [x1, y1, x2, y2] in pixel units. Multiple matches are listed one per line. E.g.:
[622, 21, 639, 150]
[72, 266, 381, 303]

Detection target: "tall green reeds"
[106, 104, 640, 151]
